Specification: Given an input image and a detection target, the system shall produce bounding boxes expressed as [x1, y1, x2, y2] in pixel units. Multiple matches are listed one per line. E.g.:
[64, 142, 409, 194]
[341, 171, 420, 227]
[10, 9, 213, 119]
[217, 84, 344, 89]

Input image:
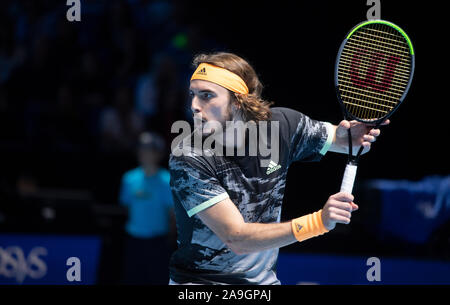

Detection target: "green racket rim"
[346, 20, 414, 55]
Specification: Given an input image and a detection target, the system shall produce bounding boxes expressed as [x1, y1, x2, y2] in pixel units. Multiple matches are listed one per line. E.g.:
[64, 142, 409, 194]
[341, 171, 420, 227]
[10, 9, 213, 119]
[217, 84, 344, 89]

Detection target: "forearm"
[197, 193, 352, 256]
[228, 221, 297, 255]
[197, 198, 328, 255]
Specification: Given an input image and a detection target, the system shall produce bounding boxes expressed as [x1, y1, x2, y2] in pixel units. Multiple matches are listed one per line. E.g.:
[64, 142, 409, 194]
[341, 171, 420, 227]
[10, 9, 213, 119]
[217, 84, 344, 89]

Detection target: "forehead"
[189, 79, 228, 94]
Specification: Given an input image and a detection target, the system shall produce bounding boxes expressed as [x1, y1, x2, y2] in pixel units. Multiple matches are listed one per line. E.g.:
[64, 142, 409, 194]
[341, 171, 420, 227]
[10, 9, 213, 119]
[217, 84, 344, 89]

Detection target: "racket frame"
[334, 20, 415, 193]
[335, 19, 415, 126]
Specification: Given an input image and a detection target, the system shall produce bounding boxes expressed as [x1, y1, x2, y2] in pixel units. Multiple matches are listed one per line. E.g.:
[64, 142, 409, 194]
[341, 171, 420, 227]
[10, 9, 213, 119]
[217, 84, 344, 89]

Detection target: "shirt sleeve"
[169, 155, 229, 217]
[282, 108, 334, 165]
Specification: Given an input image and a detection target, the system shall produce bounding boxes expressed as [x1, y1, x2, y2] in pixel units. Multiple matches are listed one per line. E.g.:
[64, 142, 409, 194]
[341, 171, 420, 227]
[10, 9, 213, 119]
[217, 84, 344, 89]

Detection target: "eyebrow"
[189, 89, 216, 94]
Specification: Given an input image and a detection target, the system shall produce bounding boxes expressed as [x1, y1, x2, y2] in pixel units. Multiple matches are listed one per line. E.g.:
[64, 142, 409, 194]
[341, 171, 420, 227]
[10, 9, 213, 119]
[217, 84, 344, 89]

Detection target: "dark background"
[0, 0, 448, 284]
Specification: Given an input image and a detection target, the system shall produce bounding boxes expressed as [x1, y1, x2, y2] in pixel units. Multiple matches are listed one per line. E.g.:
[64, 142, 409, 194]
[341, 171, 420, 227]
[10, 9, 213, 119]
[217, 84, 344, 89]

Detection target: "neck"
[218, 107, 247, 149]
[143, 165, 158, 176]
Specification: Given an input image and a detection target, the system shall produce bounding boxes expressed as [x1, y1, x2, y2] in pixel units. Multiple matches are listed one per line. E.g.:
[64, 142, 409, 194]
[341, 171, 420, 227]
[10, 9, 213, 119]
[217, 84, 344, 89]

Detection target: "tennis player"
[168, 52, 386, 285]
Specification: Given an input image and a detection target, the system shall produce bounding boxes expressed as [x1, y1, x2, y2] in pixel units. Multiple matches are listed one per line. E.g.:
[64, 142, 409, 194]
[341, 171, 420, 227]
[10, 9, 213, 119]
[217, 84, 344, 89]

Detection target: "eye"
[188, 91, 195, 98]
[201, 92, 214, 100]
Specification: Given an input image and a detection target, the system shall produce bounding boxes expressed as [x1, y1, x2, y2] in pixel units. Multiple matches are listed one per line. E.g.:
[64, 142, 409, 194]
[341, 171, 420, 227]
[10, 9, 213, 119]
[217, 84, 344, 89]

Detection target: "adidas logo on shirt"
[266, 160, 281, 175]
[196, 67, 207, 75]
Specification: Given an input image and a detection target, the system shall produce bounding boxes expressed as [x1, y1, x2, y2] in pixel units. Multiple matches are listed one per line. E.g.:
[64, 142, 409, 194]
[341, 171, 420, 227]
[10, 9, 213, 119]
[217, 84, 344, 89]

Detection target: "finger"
[362, 141, 371, 149]
[336, 120, 351, 137]
[362, 121, 378, 127]
[339, 120, 351, 129]
[333, 192, 354, 202]
[360, 142, 371, 155]
[329, 200, 353, 212]
[329, 207, 352, 219]
[363, 135, 376, 142]
[330, 213, 351, 224]
[366, 119, 390, 128]
[369, 129, 380, 137]
[350, 202, 359, 211]
[381, 119, 390, 126]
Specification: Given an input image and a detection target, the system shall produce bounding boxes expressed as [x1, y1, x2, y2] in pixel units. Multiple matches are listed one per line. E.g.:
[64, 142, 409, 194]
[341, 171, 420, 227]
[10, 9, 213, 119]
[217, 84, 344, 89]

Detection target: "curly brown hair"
[192, 52, 273, 122]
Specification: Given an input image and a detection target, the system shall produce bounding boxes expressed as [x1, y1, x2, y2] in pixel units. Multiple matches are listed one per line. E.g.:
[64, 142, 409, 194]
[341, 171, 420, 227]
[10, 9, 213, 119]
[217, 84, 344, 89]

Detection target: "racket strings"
[342, 32, 407, 117]
[338, 23, 412, 120]
[338, 75, 408, 93]
[345, 33, 410, 59]
[338, 55, 411, 79]
[356, 29, 409, 49]
[337, 81, 399, 103]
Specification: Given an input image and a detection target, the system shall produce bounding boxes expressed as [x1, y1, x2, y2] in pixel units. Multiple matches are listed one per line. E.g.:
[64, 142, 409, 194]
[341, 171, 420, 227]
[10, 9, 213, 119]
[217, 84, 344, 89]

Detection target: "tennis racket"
[335, 20, 415, 194]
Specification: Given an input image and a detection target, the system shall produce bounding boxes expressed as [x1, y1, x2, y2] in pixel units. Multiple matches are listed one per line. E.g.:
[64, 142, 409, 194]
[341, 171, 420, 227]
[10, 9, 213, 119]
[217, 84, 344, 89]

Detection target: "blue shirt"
[120, 167, 174, 238]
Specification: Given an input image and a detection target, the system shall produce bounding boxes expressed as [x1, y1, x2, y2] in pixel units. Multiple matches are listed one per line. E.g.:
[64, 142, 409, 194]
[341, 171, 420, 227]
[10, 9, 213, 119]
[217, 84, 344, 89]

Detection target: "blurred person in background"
[99, 85, 145, 153]
[120, 131, 175, 284]
[135, 53, 189, 145]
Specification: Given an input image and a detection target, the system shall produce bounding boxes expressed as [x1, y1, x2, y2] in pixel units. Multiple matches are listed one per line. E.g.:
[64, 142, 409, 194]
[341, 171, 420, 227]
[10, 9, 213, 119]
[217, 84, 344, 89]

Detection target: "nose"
[191, 96, 201, 115]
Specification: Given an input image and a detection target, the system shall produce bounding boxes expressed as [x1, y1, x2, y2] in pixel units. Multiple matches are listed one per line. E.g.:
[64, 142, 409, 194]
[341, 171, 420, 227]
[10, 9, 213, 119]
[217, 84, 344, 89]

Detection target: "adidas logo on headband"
[196, 67, 207, 75]
[191, 63, 249, 94]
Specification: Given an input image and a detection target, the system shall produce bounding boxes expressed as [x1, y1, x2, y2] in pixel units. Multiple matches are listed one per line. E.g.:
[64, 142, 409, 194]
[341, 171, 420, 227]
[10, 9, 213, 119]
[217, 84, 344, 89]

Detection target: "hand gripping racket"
[335, 20, 415, 194]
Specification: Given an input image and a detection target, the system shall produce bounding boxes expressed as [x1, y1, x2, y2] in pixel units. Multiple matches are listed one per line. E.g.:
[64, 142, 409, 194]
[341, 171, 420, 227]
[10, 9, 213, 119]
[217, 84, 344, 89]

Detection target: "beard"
[192, 102, 247, 152]
[204, 104, 248, 151]
[195, 102, 242, 136]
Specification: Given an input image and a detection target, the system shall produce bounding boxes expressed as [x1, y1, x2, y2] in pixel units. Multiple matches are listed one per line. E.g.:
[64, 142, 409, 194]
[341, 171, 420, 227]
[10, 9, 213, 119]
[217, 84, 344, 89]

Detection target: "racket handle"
[340, 163, 358, 194]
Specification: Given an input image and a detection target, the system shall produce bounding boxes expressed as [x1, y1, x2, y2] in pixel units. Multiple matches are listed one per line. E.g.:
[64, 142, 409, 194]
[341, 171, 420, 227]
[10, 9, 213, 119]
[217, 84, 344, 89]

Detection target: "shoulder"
[268, 107, 309, 135]
[169, 152, 216, 177]
[171, 129, 210, 157]
[122, 167, 143, 182]
[169, 133, 217, 175]
[270, 107, 305, 121]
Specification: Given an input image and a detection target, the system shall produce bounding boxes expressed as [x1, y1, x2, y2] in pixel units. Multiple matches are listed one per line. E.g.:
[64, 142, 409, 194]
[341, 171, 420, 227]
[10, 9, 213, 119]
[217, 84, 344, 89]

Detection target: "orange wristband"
[291, 209, 329, 242]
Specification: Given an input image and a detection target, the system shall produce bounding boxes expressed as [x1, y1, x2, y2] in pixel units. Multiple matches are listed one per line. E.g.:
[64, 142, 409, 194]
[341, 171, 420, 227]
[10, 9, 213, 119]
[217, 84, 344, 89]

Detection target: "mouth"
[194, 116, 207, 122]
[193, 117, 207, 130]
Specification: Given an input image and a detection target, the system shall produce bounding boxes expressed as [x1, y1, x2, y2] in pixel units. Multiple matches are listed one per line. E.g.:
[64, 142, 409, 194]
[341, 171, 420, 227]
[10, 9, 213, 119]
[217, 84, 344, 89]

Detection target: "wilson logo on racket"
[350, 51, 401, 92]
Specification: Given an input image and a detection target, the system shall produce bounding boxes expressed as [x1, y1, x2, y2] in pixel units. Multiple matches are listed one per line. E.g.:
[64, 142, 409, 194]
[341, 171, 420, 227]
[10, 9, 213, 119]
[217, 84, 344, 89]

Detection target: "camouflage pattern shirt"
[168, 107, 333, 284]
